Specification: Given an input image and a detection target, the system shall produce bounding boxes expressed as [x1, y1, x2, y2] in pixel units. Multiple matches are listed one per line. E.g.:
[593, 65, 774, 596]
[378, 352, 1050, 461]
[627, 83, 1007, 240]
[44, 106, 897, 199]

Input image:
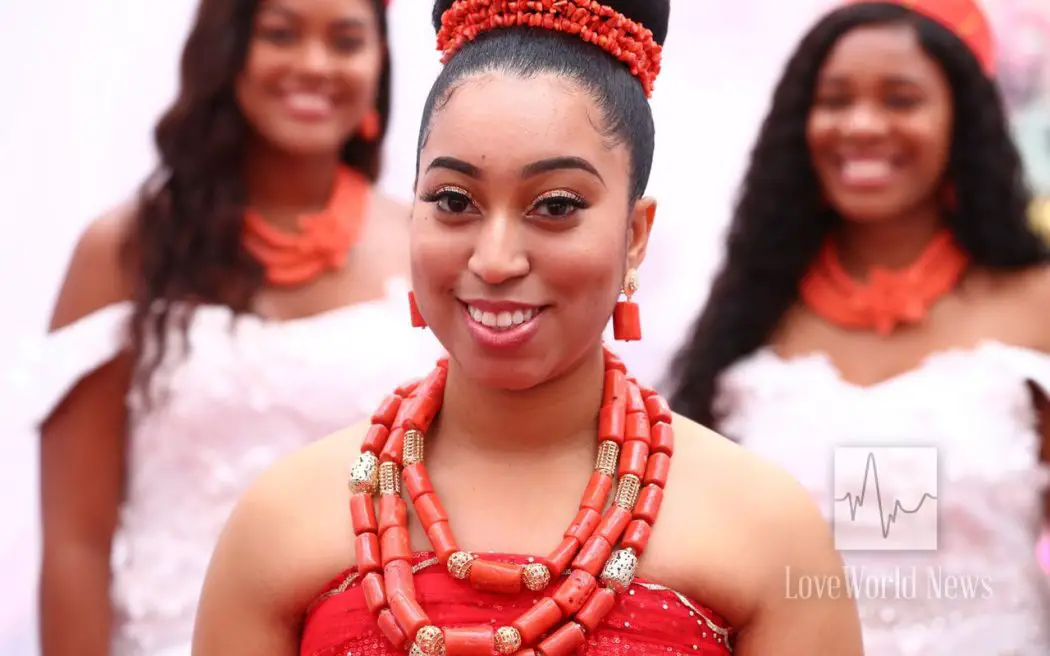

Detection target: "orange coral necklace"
[243, 166, 370, 286]
[799, 229, 969, 336]
[349, 348, 675, 654]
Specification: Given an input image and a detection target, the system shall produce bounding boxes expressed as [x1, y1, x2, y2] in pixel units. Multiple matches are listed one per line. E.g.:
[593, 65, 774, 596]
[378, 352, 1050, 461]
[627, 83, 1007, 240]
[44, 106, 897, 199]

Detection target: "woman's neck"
[833, 203, 944, 277]
[244, 141, 343, 229]
[434, 346, 607, 458]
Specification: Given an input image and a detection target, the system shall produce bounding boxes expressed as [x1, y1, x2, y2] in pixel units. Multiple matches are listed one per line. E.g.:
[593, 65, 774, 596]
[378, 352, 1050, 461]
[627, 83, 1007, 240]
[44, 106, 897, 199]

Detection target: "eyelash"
[419, 186, 590, 219]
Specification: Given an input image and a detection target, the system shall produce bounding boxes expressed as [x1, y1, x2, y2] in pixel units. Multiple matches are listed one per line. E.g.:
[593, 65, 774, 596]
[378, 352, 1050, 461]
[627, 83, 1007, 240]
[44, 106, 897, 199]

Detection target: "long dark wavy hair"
[121, 0, 392, 398]
[665, 2, 1049, 427]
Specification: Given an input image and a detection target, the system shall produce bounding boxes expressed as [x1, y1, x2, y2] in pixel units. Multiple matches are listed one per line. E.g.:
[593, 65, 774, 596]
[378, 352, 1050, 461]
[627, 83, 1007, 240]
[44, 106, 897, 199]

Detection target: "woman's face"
[411, 73, 654, 391]
[235, 0, 383, 156]
[807, 24, 954, 223]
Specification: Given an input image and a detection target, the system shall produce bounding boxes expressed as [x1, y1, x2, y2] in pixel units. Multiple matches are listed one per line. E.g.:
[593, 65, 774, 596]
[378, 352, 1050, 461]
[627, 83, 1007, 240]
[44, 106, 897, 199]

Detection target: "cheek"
[805, 113, 835, 168]
[539, 230, 625, 327]
[235, 51, 277, 119]
[906, 115, 952, 183]
[336, 48, 384, 105]
[546, 238, 619, 293]
[409, 218, 469, 297]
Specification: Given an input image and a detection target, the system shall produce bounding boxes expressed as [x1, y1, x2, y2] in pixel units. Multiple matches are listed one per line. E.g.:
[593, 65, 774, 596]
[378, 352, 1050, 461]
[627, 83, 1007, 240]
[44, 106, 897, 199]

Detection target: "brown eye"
[529, 191, 588, 219]
[421, 186, 478, 215]
[437, 192, 473, 214]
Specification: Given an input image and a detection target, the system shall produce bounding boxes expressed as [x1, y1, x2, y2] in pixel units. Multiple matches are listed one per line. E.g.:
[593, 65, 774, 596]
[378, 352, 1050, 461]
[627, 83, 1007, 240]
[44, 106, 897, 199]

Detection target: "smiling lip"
[835, 154, 900, 189]
[283, 92, 334, 121]
[459, 300, 545, 351]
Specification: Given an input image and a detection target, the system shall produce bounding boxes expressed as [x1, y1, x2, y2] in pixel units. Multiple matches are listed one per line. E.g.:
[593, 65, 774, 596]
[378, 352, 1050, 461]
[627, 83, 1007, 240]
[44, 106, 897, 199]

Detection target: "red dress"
[300, 552, 734, 655]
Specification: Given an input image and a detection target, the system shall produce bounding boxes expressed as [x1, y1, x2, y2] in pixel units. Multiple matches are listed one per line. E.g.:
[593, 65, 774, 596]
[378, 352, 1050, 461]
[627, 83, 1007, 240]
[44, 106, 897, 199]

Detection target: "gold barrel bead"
[594, 440, 619, 475]
[403, 429, 425, 465]
[614, 474, 641, 510]
[378, 461, 401, 496]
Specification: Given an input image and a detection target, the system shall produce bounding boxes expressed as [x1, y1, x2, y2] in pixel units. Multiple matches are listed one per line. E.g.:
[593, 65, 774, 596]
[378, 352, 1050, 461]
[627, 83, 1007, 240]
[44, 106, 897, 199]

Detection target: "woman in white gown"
[665, 1, 1050, 654]
[19, 0, 441, 654]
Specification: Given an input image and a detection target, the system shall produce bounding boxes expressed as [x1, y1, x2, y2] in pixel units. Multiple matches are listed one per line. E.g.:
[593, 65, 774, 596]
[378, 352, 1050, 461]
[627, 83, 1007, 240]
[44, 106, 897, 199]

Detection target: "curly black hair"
[665, 1, 1049, 427]
[122, 0, 391, 399]
[419, 0, 669, 201]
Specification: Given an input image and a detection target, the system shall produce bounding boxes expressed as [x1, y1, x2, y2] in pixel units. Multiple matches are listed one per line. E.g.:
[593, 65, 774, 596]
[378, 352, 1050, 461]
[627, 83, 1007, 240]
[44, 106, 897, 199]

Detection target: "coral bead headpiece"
[436, 0, 663, 97]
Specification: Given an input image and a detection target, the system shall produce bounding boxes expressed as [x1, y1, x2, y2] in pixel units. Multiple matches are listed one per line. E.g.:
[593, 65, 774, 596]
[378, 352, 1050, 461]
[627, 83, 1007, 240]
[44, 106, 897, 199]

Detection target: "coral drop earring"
[613, 269, 641, 341]
[408, 291, 427, 328]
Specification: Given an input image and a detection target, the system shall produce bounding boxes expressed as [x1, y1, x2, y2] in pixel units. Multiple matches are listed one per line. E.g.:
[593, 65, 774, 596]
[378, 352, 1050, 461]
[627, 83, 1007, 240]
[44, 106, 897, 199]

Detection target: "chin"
[266, 128, 348, 158]
[834, 198, 913, 224]
[448, 343, 557, 392]
[458, 357, 549, 391]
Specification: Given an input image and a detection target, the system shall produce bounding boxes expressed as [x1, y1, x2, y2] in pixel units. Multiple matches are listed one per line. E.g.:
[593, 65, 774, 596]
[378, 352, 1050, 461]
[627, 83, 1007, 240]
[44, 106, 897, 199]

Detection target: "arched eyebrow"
[425, 156, 605, 186]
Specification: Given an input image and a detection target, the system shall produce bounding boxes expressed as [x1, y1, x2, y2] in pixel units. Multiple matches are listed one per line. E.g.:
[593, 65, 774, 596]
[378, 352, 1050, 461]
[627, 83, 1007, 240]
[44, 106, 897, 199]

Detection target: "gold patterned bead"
[494, 626, 522, 654]
[614, 474, 641, 510]
[348, 452, 379, 494]
[414, 625, 445, 655]
[600, 548, 638, 593]
[408, 644, 425, 656]
[446, 551, 475, 580]
[594, 440, 619, 475]
[378, 461, 401, 496]
[521, 562, 551, 591]
[403, 429, 425, 465]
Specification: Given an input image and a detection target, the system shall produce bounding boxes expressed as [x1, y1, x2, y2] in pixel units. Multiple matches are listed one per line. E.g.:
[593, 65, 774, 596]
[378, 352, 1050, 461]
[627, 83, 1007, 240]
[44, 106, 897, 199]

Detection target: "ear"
[626, 196, 657, 271]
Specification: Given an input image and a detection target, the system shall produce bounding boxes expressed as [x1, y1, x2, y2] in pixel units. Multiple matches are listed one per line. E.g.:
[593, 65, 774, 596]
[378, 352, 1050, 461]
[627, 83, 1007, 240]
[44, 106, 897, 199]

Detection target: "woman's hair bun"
[430, 0, 670, 45]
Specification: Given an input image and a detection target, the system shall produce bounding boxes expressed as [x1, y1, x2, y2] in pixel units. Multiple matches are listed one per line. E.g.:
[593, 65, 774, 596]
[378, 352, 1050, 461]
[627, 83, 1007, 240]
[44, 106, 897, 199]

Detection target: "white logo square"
[832, 446, 938, 551]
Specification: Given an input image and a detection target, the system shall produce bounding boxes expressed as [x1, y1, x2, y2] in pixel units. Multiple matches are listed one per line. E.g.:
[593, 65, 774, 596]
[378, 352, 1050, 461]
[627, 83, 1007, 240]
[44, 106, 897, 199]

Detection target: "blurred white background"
[0, 0, 843, 653]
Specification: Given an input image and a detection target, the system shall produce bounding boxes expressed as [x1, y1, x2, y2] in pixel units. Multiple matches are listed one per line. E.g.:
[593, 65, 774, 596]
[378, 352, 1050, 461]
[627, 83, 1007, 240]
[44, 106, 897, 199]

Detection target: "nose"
[842, 102, 889, 138]
[467, 214, 530, 285]
[295, 39, 333, 76]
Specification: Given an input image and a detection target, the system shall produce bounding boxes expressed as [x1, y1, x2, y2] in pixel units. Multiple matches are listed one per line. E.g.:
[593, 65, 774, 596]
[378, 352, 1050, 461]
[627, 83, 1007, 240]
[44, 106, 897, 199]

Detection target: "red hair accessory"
[847, 0, 995, 75]
[436, 0, 663, 97]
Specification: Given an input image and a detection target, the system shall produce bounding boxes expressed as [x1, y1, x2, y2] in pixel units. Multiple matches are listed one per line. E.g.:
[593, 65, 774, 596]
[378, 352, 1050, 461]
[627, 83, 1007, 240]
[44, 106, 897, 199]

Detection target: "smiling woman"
[191, 2, 863, 655]
[31, 1, 442, 655]
[666, 0, 1050, 653]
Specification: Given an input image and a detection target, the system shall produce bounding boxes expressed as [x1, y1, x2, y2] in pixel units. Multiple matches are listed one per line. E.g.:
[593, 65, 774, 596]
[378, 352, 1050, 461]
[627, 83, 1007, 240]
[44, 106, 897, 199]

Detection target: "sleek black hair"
[418, 0, 670, 200]
[665, 2, 1048, 427]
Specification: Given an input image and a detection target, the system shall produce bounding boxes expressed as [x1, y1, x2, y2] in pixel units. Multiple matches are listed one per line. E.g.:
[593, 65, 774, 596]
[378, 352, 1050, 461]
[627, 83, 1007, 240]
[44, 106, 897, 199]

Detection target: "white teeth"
[841, 159, 892, 183]
[467, 305, 537, 330]
[285, 93, 332, 114]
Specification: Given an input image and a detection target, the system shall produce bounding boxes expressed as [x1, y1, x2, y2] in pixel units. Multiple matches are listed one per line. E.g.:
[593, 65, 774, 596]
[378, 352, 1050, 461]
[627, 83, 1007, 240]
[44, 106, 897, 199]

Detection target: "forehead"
[257, 0, 374, 21]
[819, 24, 944, 84]
[421, 73, 627, 175]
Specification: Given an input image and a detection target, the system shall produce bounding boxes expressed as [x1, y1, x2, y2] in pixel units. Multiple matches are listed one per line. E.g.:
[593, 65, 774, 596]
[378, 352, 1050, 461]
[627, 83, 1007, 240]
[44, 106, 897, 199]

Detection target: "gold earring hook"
[621, 268, 639, 300]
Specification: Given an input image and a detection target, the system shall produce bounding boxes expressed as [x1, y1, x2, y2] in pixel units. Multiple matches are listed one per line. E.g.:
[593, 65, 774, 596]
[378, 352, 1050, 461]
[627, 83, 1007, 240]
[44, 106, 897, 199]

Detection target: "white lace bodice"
[716, 342, 1050, 655]
[7, 277, 444, 656]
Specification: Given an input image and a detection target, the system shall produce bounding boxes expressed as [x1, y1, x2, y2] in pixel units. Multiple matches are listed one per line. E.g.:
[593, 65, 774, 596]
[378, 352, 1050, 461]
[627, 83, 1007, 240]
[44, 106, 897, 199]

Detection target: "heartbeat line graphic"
[834, 451, 938, 539]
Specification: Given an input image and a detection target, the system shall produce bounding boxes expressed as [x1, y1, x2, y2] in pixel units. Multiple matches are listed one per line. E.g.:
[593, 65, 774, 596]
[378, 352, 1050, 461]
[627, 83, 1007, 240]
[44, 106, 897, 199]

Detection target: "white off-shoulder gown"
[1, 277, 444, 655]
[716, 342, 1050, 655]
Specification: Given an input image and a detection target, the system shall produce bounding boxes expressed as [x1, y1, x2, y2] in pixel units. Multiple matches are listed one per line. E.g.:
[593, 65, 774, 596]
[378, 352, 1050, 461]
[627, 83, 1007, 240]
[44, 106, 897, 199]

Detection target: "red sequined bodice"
[301, 553, 733, 655]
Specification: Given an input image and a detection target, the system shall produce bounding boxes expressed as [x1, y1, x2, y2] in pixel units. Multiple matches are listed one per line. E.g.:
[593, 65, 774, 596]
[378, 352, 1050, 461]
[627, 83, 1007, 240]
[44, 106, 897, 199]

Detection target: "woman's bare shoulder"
[659, 416, 843, 609]
[199, 422, 367, 617]
[50, 200, 138, 330]
[667, 414, 825, 530]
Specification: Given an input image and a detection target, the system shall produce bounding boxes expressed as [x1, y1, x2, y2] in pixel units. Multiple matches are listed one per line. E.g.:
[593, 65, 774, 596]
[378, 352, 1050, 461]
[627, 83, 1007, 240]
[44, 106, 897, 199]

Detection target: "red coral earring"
[408, 291, 426, 328]
[359, 109, 380, 142]
[613, 269, 641, 341]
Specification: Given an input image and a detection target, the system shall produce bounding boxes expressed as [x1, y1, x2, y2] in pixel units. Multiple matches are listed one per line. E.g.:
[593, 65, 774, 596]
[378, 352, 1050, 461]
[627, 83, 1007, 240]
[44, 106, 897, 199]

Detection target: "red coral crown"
[845, 0, 995, 75]
[436, 0, 663, 97]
